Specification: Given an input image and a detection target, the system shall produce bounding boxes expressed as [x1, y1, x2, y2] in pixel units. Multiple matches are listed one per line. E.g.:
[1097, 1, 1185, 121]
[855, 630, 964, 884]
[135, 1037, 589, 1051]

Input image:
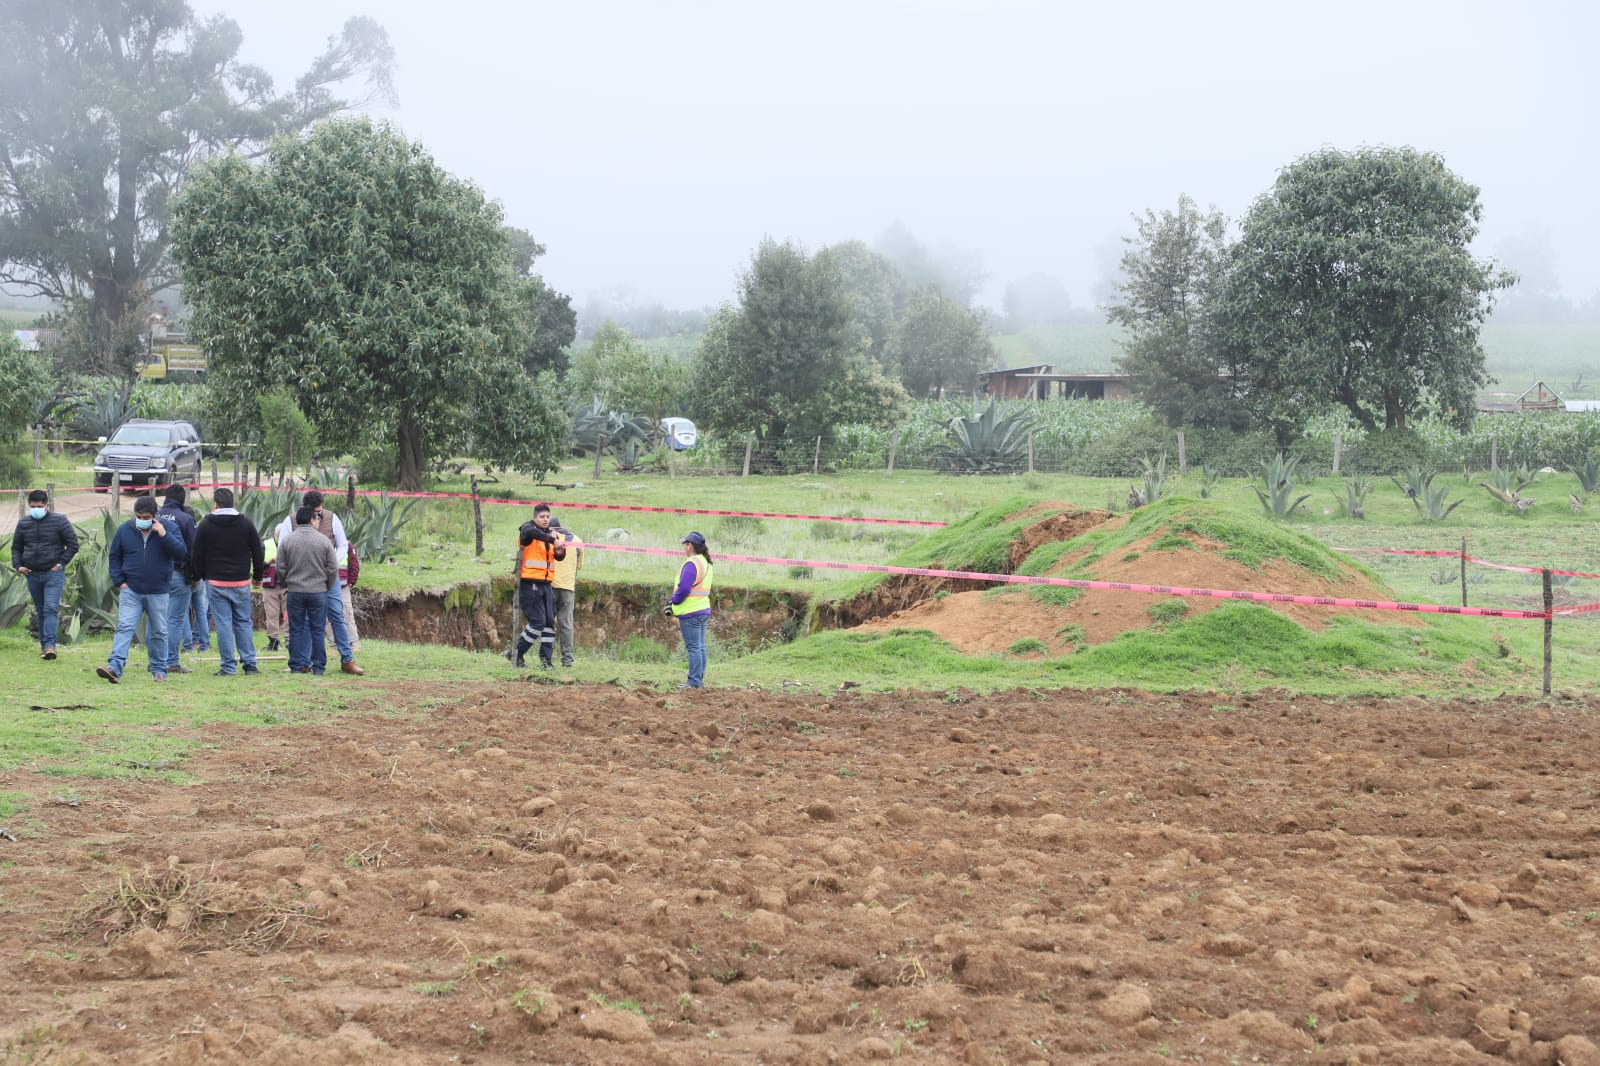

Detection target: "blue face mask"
[136, 518, 154, 531]
[28, 507, 46, 520]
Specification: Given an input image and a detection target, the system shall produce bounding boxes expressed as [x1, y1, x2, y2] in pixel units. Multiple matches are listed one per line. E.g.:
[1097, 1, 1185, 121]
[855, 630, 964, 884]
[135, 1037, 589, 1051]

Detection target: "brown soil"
[856, 525, 1425, 656]
[3, 683, 1600, 1064]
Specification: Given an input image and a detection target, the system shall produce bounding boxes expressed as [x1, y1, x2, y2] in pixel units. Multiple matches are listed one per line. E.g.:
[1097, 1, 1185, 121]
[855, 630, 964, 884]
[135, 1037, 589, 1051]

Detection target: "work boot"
[266, 637, 280, 652]
[42, 646, 56, 660]
[341, 660, 364, 676]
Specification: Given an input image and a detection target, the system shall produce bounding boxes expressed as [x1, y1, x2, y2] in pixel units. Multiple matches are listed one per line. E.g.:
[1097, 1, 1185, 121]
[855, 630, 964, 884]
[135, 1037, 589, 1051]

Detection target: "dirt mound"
[856, 513, 1418, 656]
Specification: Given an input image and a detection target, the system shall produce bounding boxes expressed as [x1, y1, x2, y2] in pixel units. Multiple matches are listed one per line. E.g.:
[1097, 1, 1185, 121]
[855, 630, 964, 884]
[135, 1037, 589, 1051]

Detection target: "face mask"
[28, 507, 46, 520]
[136, 518, 154, 531]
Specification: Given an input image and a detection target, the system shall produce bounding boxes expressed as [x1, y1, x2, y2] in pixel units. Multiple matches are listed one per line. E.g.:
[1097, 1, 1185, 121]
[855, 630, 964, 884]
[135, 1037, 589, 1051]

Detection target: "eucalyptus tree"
[0, 0, 394, 373]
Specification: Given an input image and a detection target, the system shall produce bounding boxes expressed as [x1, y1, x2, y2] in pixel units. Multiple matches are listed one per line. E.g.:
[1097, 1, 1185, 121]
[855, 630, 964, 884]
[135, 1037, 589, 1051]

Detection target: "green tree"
[171, 119, 567, 491]
[0, 331, 52, 445]
[257, 389, 318, 484]
[1223, 147, 1514, 434]
[0, 0, 393, 374]
[504, 226, 576, 373]
[1108, 196, 1247, 430]
[691, 240, 907, 457]
[887, 286, 996, 398]
[566, 322, 690, 429]
[825, 239, 906, 367]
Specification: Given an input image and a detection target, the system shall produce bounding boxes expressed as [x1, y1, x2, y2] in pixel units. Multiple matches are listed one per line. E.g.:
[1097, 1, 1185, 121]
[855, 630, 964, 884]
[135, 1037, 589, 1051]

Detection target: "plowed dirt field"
[3, 682, 1599, 1065]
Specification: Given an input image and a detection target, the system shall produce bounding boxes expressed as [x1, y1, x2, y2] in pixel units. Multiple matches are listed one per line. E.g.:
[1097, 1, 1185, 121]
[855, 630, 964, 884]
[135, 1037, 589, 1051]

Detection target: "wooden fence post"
[46, 482, 54, 512]
[1027, 431, 1035, 475]
[1490, 436, 1498, 473]
[1460, 536, 1468, 608]
[33, 429, 42, 468]
[1542, 568, 1553, 696]
[1332, 433, 1342, 476]
[233, 452, 241, 494]
[14, 489, 23, 519]
[471, 475, 484, 558]
[1176, 430, 1186, 475]
[742, 434, 754, 478]
[887, 431, 900, 476]
[346, 474, 356, 513]
[812, 436, 822, 475]
[593, 436, 605, 480]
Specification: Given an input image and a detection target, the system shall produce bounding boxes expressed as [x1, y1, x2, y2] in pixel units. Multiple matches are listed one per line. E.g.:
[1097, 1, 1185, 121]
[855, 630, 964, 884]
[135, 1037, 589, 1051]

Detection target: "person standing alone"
[513, 504, 566, 669]
[664, 531, 713, 689]
[12, 489, 79, 660]
[190, 487, 265, 676]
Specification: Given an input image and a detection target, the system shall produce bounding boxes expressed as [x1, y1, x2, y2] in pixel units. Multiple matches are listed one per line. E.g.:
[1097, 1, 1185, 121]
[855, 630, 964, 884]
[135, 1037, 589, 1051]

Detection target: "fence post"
[14, 489, 22, 519]
[1460, 537, 1468, 608]
[346, 474, 356, 513]
[46, 482, 54, 512]
[593, 436, 605, 480]
[1542, 568, 1553, 696]
[1332, 432, 1342, 476]
[471, 474, 484, 558]
[1027, 431, 1035, 475]
[812, 436, 822, 475]
[210, 459, 218, 490]
[112, 483, 121, 515]
[887, 431, 900, 476]
[1490, 436, 1498, 473]
[33, 428, 42, 468]
[233, 452, 242, 495]
[742, 434, 754, 478]
[1177, 430, 1186, 475]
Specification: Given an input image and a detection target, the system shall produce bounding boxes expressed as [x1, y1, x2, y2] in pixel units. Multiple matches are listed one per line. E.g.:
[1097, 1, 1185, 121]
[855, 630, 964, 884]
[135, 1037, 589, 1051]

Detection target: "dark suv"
[92, 419, 203, 493]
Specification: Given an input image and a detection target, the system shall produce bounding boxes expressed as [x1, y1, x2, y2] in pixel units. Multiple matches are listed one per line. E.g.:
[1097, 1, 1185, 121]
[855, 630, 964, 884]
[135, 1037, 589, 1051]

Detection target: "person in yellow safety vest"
[260, 534, 285, 653]
[549, 516, 582, 668]
[512, 504, 567, 669]
[662, 530, 713, 689]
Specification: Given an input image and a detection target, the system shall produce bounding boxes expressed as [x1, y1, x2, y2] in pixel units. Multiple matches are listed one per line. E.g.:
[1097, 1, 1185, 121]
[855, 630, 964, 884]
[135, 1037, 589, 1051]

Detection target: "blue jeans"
[209, 584, 256, 674]
[677, 612, 708, 688]
[109, 586, 170, 678]
[27, 568, 67, 650]
[325, 586, 354, 664]
[163, 572, 193, 670]
[286, 590, 328, 673]
[189, 580, 212, 650]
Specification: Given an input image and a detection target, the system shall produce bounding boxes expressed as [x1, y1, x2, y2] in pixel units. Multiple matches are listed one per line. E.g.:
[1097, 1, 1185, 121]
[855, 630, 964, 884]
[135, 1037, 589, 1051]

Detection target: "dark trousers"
[516, 579, 556, 666]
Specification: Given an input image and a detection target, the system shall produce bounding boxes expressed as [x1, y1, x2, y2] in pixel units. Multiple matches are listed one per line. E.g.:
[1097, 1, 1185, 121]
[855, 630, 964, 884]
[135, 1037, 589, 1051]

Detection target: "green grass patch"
[1008, 637, 1048, 656]
[1027, 585, 1083, 609]
[1146, 599, 1189, 628]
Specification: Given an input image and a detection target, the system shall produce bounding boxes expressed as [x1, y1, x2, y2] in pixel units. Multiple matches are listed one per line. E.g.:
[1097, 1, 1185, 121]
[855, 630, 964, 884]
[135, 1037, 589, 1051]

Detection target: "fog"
[192, 0, 1598, 314]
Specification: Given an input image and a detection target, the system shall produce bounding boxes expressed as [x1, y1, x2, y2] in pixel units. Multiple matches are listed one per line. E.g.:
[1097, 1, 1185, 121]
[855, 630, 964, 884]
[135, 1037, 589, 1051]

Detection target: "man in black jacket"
[11, 489, 80, 660]
[157, 485, 200, 675]
[191, 487, 266, 676]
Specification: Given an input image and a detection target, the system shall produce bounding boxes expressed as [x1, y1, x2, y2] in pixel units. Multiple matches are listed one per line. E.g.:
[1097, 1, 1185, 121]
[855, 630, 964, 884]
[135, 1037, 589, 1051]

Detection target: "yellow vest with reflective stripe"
[671, 555, 712, 615]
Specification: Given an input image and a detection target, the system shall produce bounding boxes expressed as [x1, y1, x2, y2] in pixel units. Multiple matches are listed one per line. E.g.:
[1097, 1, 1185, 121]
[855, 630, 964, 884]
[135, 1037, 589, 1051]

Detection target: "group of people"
[11, 486, 365, 683]
[16, 488, 714, 689]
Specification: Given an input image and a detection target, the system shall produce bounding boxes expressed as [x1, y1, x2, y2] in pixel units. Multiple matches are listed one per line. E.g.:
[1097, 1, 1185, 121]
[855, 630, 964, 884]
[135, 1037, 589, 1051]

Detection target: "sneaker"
[97, 665, 120, 684]
[340, 661, 364, 675]
[214, 669, 236, 677]
[42, 646, 57, 661]
[169, 664, 193, 675]
[242, 664, 260, 675]
[152, 673, 167, 682]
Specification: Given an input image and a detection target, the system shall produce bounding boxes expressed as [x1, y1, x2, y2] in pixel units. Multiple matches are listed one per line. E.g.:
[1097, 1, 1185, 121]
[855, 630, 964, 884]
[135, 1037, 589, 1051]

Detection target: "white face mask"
[28, 507, 46, 520]
[136, 518, 154, 531]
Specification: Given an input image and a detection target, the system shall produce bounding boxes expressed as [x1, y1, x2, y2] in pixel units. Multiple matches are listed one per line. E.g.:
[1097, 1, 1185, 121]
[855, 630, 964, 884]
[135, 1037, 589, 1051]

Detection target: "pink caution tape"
[587, 543, 1554, 619]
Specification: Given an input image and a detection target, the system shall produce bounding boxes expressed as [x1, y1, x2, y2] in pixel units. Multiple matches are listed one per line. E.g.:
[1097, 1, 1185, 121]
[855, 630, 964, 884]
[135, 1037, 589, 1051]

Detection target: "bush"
[1072, 414, 1175, 477]
[1351, 429, 1433, 475]
[353, 441, 399, 486]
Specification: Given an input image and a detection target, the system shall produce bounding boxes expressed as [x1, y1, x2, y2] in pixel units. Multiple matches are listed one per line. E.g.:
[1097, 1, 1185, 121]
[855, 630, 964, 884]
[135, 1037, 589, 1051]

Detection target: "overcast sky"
[193, 0, 1598, 312]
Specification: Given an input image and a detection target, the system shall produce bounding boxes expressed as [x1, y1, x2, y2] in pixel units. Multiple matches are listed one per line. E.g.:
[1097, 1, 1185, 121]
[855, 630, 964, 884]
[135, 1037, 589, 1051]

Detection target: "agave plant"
[70, 387, 135, 443]
[240, 486, 301, 537]
[570, 398, 656, 472]
[1569, 453, 1600, 496]
[346, 493, 425, 562]
[0, 540, 35, 630]
[1254, 452, 1311, 518]
[1390, 465, 1432, 501]
[1333, 474, 1372, 519]
[59, 512, 123, 640]
[1128, 453, 1168, 509]
[1195, 465, 1222, 500]
[938, 398, 1036, 474]
[1414, 477, 1465, 521]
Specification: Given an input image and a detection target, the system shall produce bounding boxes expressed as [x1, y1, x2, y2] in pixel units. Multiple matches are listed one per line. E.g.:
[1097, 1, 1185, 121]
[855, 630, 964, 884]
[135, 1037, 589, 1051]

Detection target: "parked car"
[92, 419, 202, 493]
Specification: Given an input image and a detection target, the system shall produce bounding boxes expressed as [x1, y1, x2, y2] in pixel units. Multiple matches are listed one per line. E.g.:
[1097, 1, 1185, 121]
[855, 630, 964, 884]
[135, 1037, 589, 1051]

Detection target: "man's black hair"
[27, 489, 48, 504]
[214, 487, 235, 508]
[295, 506, 317, 526]
[302, 490, 324, 509]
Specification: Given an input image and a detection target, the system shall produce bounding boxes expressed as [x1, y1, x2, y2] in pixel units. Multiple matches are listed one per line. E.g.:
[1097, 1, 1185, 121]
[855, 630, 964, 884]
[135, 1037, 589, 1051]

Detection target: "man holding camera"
[512, 503, 566, 669]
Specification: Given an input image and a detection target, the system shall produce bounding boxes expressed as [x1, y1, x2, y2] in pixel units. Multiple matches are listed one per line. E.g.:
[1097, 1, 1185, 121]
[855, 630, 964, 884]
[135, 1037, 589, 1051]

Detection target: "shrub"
[616, 635, 671, 663]
[1073, 413, 1174, 477]
[1352, 429, 1433, 475]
